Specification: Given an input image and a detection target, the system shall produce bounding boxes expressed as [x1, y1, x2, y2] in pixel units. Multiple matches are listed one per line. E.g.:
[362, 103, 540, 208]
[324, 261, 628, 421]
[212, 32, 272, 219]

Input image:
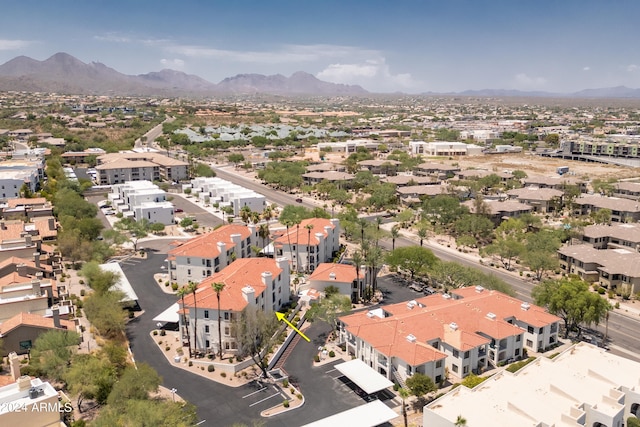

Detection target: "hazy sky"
[2, 0, 640, 94]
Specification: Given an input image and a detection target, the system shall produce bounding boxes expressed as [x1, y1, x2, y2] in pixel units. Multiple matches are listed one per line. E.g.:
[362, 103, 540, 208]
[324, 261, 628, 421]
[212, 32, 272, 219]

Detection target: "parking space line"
[249, 392, 281, 407]
[242, 387, 266, 399]
[325, 368, 337, 374]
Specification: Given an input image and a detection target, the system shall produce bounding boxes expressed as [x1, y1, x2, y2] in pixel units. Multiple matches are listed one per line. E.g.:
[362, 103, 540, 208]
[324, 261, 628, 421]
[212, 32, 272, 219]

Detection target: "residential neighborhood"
[3, 80, 640, 427]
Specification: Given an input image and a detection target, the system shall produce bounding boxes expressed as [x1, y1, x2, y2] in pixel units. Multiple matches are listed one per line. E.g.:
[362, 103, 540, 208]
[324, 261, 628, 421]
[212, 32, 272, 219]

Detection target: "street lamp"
[170, 387, 177, 402]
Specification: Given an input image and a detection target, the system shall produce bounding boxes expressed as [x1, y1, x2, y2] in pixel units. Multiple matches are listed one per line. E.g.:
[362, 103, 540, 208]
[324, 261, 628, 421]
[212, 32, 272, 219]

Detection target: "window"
[516, 335, 521, 342]
[453, 349, 459, 358]
[539, 327, 543, 334]
[526, 339, 533, 347]
[187, 258, 191, 265]
[436, 360, 442, 368]
[464, 351, 469, 359]
[187, 269, 191, 276]
[205, 325, 209, 333]
[224, 327, 230, 336]
[205, 340, 210, 348]
[204, 310, 209, 319]
[435, 375, 442, 384]
[515, 348, 520, 356]
[452, 364, 459, 373]
[224, 312, 230, 320]
[527, 326, 534, 334]
[463, 366, 469, 374]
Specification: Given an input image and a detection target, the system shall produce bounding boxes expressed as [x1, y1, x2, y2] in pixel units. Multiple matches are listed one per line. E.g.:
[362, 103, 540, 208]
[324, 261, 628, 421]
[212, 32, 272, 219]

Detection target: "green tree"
[306, 294, 352, 331]
[532, 277, 611, 338]
[80, 261, 120, 295]
[521, 230, 561, 281]
[422, 195, 469, 229]
[459, 373, 487, 389]
[212, 282, 226, 359]
[455, 415, 468, 427]
[114, 217, 151, 251]
[176, 286, 192, 358]
[84, 290, 128, 338]
[150, 222, 166, 234]
[627, 417, 640, 427]
[405, 372, 436, 397]
[227, 153, 245, 166]
[107, 363, 162, 407]
[93, 400, 198, 427]
[483, 237, 524, 270]
[234, 306, 279, 378]
[591, 208, 612, 225]
[65, 353, 116, 412]
[453, 214, 494, 244]
[386, 246, 438, 280]
[30, 330, 81, 383]
[390, 225, 400, 251]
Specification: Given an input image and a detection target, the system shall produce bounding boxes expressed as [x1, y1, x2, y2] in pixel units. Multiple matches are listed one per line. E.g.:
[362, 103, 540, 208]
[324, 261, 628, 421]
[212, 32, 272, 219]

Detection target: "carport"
[152, 303, 179, 324]
[302, 400, 398, 427]
[334, 359, 394, 395]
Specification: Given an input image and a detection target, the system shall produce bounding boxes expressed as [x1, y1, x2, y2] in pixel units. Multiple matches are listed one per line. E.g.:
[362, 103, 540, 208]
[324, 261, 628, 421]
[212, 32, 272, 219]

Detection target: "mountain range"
[1, 52, 640, 98]
[0, 52, 367, 97]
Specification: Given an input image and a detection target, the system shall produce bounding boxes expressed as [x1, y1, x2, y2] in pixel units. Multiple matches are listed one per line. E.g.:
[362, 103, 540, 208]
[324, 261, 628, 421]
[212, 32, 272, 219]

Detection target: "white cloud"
[317, 58, 419, 92]
[165, 43, 377, 64]
[627, 64, 639, 72]
[93, 34, 132, 43]
[583, 66, 591, 71]
[0, 39, 31, 50]
[160, 58, 185, 68]
[514, 73, 547, 88]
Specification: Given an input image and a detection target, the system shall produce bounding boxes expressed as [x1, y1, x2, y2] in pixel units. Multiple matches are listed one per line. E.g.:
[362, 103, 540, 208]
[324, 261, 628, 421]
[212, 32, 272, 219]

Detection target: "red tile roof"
[308, 263, 357, 284]
[273, 218, 334, 247]
[340, 287, 560, 365]
[0, 312, 75, 336]
[167, 224, 252, 260]
[179, 258, 283, 313]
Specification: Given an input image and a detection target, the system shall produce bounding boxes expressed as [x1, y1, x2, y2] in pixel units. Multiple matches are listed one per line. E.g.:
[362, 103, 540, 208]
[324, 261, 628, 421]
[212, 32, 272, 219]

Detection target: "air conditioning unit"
[521, 302, 530, 311]
[486, 312, 497, 320]
[449, 322, 459, 331]
[406, 334, 417, 343]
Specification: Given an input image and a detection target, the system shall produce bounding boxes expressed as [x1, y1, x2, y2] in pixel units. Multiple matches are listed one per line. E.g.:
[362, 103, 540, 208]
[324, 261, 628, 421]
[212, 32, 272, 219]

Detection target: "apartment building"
[0, 160, 44, 200]
[523, 175, 587, 192]
[462, 199, 534, 223]
[272, 218, 340, 273]
[167, 224, 258, 284]
[357, 159, 401, 176]
[96, 152, 188, 185]
[338, 286, 560, 385]
[581, 223, 640, 251]
[0, 376, 65, 427]
[409, 141, 483, 156]
[190, 177, 266, 216]
[558, 244, 640, 294]
[505, 187, 564, 213]
[413, 162, 460, 179]
[177, 257, 290, 355]
[613, 181, 640, 200]
[109, 181, 174, 225]
[573, 194, 640, 223]
[424, 343, 640, 427]
[306, 263, 367, 302]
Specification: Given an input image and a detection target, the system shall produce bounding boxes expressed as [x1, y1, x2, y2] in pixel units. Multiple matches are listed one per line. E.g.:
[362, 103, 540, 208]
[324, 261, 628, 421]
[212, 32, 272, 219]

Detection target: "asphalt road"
[169, 193, 224, 229]
[211, 165, 640, 357]
[122, 250, 378, 426]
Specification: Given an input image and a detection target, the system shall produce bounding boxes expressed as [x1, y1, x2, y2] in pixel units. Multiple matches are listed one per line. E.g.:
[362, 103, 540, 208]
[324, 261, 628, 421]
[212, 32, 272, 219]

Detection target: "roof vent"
[442, 293, 452, 300]
[406, 334, 417, 343]
[475, 285, 484, 293]
[406, 300, 417, 309]
[521, 302, 530, 311]
[449, 322, 459, 331]
[486, 312, 497, 320]
[329, 272, 336, 280]
[366, 311, 375, 318]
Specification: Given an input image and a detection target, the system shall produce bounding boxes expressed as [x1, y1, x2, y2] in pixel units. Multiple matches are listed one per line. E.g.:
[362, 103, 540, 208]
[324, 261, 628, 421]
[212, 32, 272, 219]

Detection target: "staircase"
[392, 366, 407, 389]
[274, 333, 301, 369]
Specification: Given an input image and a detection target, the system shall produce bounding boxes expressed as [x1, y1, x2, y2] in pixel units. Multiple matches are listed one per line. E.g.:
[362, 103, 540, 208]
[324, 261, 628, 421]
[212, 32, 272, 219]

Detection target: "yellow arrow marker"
[276, 312, 310, 342]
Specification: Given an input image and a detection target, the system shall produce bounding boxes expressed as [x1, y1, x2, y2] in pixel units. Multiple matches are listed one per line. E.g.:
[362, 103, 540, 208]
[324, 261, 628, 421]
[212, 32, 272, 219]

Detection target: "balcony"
[478, 348, 487, 357]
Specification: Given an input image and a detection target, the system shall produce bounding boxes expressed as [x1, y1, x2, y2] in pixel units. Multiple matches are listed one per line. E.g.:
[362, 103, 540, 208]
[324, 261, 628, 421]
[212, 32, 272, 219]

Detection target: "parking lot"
[241, 380, 288, 411]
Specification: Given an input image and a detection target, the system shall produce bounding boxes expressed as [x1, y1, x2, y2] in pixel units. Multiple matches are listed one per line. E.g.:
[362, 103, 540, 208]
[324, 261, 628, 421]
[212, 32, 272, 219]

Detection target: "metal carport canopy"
[152, 303, 179, 323]
[334, 359, 394, 395]
[302, 400, 398, 427]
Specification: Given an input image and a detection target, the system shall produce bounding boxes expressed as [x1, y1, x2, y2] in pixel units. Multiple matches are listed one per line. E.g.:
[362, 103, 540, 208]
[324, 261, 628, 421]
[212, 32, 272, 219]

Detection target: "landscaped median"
[260, 377, 305, 417]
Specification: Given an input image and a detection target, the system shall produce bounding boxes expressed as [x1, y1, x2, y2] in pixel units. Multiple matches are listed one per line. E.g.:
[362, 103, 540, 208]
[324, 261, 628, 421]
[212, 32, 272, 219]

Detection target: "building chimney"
[0, 221, 5, 230]
[31, 279, 41, 296]
[33, 252, 40, 268]
[261, 271, 273, 288]
[52, 305, 61, 328]
[9, 352, 20, 381]
[17, 375, 32, 391]
[17, 263, 27, 277]
[35, 271, 43, 280]
[24, 234, 32, 246]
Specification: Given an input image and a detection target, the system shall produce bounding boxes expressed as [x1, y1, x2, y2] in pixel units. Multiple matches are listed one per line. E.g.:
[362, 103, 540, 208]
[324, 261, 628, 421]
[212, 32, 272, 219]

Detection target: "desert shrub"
[314, 355, 320, 363]
[208, 365, 215, 372]
[283, 400, 289, 408]
[221, 372, 226, 378]
[329, 350, 335, 357]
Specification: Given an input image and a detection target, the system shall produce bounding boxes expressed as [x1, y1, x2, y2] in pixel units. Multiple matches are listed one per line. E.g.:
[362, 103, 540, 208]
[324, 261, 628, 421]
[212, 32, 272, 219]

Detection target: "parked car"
[174, 208, 183, 212]
[409, 283, 423, 292]
[295, 198, 303, 203]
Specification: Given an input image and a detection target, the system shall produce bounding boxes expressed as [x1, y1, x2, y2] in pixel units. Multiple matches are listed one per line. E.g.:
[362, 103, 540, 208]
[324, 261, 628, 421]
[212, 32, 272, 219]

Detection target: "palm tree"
[258, 223, 270, 251]
[398, 388, 410, 427]
[211, 282, 226, 359]
[391, 225, 400, 251]
[283, 219, 293, 271]
[240, 206, 251, 224]
[263, 205, 273, 223]
[186, 281, 198, 356]
[295, 222, 301, 272]
[176, 286, 192, 358]
[305, 223, 314, 272]
[352, 250, 364, 302]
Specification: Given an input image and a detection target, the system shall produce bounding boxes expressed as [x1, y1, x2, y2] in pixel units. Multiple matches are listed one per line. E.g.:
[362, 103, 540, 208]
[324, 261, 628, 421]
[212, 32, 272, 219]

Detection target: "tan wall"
[0, 394, 61, 426]
[1, 325, 65, 356]
[0, 297, 48, 322]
